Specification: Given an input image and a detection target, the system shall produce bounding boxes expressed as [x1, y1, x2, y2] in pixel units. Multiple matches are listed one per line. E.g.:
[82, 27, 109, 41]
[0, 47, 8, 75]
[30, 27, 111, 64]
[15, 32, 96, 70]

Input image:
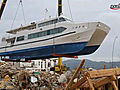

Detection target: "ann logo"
[110, 3, 120, 10]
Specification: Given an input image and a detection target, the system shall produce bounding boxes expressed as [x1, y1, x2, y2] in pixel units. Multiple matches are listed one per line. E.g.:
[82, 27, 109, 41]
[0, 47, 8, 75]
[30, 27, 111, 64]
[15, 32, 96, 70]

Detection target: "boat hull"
[0, 42, 99, 59]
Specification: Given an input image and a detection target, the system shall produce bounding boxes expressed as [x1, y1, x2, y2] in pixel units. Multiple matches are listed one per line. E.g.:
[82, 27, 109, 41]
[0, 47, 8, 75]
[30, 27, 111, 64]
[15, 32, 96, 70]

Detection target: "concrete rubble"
[0, 63, 74, 90]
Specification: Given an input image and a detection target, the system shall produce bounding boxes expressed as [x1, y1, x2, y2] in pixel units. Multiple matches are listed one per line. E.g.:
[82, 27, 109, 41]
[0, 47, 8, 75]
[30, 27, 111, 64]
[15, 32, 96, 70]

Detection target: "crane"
[0, 0, 7, 20]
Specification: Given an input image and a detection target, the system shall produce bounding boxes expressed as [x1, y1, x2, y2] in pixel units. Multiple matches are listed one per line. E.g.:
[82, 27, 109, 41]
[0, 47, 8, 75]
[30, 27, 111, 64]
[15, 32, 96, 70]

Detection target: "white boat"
[0, 0, 110, 60]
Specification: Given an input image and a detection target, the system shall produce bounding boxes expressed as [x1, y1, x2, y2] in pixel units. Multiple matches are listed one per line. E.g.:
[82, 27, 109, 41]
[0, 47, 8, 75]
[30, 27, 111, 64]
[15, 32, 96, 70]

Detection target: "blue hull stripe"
[0, 42, 100, 59]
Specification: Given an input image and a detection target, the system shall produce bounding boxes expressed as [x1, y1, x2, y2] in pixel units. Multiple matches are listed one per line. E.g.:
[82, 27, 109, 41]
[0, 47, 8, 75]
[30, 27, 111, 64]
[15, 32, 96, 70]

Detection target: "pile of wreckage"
[0, 62, 73, 90]
[0, 60, 120, 90]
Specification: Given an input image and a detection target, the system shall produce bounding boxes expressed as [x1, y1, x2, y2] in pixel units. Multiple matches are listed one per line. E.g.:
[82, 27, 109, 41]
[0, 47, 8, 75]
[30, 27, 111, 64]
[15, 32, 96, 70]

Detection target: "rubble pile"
[1, 62, 117, 90]
[0, 63, 74, 90]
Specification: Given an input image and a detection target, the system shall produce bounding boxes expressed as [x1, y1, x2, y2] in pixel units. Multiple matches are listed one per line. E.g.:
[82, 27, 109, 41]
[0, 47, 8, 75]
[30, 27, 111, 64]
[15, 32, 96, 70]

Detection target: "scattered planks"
[65, 59, 120, 90]
[85, 68, 120, 79]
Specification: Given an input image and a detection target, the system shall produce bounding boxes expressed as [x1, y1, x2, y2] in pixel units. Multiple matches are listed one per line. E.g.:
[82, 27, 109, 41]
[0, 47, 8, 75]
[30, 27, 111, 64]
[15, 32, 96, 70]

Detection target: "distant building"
[20, 59, 56, 72]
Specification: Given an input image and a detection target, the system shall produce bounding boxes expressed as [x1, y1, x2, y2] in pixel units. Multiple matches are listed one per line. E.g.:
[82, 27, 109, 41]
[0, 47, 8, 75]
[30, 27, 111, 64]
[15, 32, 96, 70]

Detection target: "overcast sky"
[0, 0, 120, 62]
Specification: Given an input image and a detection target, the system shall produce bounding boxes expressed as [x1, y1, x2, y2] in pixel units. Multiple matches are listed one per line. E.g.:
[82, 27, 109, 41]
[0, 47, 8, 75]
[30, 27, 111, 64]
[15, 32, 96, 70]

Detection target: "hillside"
[63, 59, 120, 70]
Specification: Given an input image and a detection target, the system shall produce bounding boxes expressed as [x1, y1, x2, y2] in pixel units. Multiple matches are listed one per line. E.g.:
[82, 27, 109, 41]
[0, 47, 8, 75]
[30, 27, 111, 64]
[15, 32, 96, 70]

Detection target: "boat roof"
[6, 16, 71, 34]
[7, 23, 36, 34]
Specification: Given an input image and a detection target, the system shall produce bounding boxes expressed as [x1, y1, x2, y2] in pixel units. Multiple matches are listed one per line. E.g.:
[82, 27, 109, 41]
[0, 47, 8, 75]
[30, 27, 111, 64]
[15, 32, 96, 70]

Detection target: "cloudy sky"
[0, 0, 120, 62]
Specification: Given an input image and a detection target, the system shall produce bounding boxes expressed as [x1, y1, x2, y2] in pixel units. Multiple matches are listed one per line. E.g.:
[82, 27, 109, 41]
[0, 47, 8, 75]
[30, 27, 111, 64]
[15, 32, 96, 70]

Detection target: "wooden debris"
[86, 77, 94, 90]
[64, 59, 85, 90]
[85, 68, 120, 79]
[111, 81, 118, 90]
[69, 65, 120, 90]
[71, 77, 86, 89]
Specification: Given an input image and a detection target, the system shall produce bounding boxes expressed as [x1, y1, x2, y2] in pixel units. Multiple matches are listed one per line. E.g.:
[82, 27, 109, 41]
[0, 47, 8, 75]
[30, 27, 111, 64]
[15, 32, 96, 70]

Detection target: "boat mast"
[0, 0, 7, 20]
[58, 0, 62, 16]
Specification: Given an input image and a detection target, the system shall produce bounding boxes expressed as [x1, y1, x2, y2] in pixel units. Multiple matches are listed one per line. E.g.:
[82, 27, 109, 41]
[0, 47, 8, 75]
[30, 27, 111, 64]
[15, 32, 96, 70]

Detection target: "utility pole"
[112, 36, 118, 68]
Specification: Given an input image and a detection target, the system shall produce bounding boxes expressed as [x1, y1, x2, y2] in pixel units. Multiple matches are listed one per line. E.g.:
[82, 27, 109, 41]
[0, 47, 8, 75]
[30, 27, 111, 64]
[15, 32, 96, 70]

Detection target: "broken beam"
[64, 59, 85, 90]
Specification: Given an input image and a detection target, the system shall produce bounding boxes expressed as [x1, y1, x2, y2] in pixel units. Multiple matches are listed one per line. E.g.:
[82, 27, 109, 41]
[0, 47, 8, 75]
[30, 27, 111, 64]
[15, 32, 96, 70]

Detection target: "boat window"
[38, 21, 51, 28]
[59, 17, 66, 22]
[65, 18, 72, 22]
[2, 37, 6, 42]
[47, 30, 50, 35]
[28, 27, 66, 39]
[38, 17, 66, 28]
[50, 20, 54, 24]
[17, 36, 24, 42]
[53, 19, 58, 23]
[82, 25, 85, 28]
[11, 38, 15, 45]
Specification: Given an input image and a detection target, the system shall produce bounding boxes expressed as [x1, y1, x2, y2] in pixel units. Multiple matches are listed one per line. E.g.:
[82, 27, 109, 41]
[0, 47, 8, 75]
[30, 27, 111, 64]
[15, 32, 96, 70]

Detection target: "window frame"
[28, 27, 66, 39]
[16, 36, 25, 42]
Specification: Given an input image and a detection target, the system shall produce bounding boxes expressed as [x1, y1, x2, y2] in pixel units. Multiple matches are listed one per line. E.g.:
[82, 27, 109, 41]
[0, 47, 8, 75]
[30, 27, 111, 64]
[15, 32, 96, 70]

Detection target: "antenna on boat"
[58, 0, 62, 16]
[44, 8, 49, 20]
